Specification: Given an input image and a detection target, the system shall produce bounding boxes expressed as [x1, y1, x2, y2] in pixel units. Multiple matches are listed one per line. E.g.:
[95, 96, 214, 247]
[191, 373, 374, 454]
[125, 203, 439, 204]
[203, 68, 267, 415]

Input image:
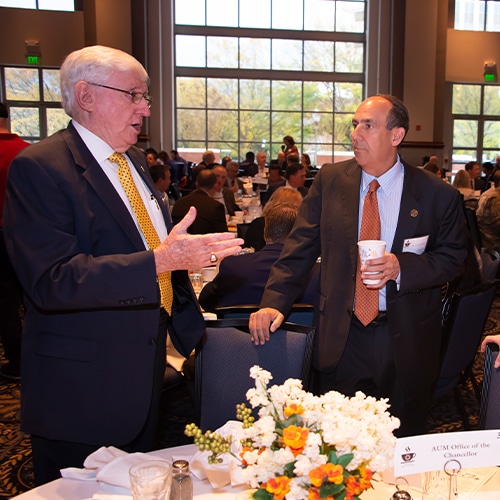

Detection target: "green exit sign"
[27, 55, 40, 65]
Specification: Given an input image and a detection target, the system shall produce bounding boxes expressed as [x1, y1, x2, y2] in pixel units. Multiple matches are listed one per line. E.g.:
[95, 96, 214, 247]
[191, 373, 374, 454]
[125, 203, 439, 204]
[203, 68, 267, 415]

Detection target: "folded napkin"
[190, 420, 247, 489]
[61, 446, 169, 490]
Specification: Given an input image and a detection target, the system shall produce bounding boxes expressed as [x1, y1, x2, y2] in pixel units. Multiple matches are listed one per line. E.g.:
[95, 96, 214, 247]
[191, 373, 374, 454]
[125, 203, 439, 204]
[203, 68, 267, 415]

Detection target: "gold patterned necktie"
[354, 179, 381, 326]
[109, 152, 173, 314]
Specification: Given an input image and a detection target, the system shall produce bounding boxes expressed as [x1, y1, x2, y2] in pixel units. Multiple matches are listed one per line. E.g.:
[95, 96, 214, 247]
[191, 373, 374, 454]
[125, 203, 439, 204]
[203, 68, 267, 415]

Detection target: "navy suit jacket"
[3, 122, 204, 445]
[171, 189, 228, 234]
[261, 159, 467, 398]
[198, 243, 319, 313]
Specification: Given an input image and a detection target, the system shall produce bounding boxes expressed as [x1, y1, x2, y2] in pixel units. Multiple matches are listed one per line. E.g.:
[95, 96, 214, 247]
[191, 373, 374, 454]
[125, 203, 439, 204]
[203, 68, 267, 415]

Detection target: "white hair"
[60, 45, 148, 117]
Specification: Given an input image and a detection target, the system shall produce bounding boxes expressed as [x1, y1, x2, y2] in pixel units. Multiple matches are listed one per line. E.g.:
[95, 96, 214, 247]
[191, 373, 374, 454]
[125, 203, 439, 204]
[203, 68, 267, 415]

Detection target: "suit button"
[150, 338, 157, 346]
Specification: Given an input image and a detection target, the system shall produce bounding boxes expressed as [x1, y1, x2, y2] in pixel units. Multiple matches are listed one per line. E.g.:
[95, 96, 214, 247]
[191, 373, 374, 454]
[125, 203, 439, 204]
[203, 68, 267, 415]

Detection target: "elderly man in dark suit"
[213, 164, 242, 216]
[199, 203, 319, 312]
[3, 45, 242, 485]
[250, 94, 467, 436]
[171, 169, 228, 234]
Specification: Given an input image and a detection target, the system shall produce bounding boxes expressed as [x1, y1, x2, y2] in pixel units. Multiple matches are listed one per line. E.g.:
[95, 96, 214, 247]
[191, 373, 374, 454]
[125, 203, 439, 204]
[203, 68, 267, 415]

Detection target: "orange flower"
[309, 465, 326, 487]
[282, 426, 309, 455]
[265, 476, 290, 500]
[284, 403, 304, 417]
[307, 488, 332, 500]
[309, 463, 344, 488]
[345, 475, 362, 497]
[358, 466, 373, 490]
[324, 463, 344, 484]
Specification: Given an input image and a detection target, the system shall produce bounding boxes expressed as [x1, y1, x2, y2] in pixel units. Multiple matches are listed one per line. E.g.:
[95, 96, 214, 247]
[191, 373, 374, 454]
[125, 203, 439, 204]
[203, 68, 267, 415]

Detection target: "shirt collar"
[360, 155, 404, 195]
[72, 120, 117, 165]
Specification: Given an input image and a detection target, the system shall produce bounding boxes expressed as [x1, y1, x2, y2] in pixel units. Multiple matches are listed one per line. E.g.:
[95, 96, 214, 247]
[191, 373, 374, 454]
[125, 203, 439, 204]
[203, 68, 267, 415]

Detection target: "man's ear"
[392, 127, 405, 147]
[74, 81, 94, 112]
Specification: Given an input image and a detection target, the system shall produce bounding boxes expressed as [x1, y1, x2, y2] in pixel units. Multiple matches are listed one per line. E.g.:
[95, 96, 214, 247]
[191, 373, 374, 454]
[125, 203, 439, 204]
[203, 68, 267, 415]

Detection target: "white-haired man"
[3, 45, 242, 484]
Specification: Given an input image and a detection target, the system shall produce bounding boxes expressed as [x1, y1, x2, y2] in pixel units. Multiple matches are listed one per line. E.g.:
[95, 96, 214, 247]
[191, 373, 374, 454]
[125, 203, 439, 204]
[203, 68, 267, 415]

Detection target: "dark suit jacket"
[199, 243, 319, 312]
[222, 187, 241, 216]
[261, 159, 467, 398]
[171, 189, 228, 234]
[265, 181, 309, 203]
[2, 122, 204, 446]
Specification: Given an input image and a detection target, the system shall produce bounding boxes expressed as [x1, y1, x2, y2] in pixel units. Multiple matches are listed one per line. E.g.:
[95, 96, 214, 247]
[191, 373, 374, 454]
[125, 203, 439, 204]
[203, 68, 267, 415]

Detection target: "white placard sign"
[394, 430, 500, 476]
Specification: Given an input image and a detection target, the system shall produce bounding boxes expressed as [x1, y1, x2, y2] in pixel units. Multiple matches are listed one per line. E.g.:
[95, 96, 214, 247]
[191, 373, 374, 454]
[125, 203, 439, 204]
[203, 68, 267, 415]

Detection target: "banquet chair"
[480, 247, 500, 281]
[214, 303, 315, 326]
[464, 206, 482, 251]
[479, 343, 500, 429]
[434, 279, 499, 429]
[195, 318, 315, 430]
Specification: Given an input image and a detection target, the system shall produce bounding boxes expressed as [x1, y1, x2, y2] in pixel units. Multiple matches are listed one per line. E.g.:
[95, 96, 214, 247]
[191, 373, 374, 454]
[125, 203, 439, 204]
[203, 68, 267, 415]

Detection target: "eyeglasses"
[88, 82, 153, 108]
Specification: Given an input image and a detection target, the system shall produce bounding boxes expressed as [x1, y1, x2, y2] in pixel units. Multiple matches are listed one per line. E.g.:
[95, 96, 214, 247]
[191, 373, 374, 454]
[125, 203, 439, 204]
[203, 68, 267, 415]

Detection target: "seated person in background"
[270, 151, 286, 173]
[476, 176, 500, 253]
[186, 150, 215, 190]
[149, 163, 181, 209]
[171, 169, 228, 234]
[266, 162, 309, 200]
[239, 151, 258, 177]
[301, 153, 312, 176]
[245, 187, 303, 251]
[452, 169, 481, 203]
[213, 164, 242, 216]
[478, 170, 500, 210]
[465, 160, 486, 191]
[199, 203, 319, 312]
[423, 161, 442, 179]
[225, 160, 246, 194]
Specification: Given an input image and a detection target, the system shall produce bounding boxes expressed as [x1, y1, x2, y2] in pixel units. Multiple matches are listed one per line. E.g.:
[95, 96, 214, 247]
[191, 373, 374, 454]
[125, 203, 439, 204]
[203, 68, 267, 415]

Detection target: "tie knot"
[369, 179, 380, 193]
[109, 152, 128, 169]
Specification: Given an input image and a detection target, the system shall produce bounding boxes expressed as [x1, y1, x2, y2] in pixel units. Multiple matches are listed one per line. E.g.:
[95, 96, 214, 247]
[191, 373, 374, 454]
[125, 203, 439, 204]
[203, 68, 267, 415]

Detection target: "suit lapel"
[340, 160, 362, 271]
[392, 163, 424, 252]
[62, 124, 155, 251]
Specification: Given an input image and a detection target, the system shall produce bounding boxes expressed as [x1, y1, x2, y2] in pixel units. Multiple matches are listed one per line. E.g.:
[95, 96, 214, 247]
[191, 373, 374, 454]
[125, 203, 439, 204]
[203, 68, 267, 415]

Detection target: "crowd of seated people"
[199, 201, 319, 312]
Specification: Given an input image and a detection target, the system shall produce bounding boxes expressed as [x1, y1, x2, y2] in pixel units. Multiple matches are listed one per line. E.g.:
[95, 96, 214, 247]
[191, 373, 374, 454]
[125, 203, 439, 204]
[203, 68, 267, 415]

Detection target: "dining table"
[11, 443, 500, 500]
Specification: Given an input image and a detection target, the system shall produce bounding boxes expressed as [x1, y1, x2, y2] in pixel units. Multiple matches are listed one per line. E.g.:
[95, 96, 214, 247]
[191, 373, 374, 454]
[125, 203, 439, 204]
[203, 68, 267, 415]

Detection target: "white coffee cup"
[202, 266, 217, 282]
[233, 211, 244, 222]
[357, 240, 386, 285]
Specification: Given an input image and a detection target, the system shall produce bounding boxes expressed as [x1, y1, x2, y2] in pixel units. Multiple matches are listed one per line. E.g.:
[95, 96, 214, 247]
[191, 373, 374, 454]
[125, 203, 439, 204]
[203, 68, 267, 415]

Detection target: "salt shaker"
[170, 459, 193, 500]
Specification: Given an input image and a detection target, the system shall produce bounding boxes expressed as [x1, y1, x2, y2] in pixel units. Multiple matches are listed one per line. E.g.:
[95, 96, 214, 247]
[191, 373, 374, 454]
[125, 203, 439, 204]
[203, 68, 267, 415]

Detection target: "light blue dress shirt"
[358, 157, 404, 311]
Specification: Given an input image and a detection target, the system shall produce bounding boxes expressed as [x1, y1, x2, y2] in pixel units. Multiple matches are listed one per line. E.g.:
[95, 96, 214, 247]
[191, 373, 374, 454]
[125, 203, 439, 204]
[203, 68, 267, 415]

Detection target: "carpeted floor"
[1, 294, 499, 499]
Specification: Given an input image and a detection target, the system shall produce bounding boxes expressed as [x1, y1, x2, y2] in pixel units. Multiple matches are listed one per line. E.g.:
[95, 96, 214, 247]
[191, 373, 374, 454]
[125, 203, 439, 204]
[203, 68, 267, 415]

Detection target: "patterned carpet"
[0, 294, 499, 498]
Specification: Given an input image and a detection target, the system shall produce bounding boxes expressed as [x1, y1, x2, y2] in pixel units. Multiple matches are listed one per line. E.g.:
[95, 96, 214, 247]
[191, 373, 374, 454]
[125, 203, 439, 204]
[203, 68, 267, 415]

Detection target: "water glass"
[129, 460, 172, 500]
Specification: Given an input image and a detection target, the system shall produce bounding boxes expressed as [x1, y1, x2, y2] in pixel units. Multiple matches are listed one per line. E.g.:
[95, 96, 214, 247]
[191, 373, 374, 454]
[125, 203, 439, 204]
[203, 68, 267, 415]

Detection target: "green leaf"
[253, 488, 273, 500]
[337, 453, 354, 468]
[319, 482, 345, 498]
[284, 461, 295, 478]
[328, 450, 338, 464]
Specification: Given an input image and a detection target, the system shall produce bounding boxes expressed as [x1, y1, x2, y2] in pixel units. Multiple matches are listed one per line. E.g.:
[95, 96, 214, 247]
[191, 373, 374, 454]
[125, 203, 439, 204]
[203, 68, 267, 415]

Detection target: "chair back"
[464, 206, 482, 250]
[479, 343, 500, 429]
[214, 304, 315, 325]
[480, 248, 500, 281]
[434, 279, 499, 399]
[236, 223, 251, 240]
[195, 318, 315, 430]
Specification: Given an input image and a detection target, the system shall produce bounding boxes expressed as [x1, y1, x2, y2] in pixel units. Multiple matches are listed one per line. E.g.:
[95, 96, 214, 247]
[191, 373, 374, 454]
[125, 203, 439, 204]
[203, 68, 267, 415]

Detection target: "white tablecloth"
[12, 444, 500, 499]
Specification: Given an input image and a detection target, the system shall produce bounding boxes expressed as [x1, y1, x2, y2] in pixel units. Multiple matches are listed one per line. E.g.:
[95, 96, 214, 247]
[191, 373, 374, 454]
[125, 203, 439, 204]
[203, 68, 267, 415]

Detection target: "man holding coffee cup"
[249, 95, 467, 436]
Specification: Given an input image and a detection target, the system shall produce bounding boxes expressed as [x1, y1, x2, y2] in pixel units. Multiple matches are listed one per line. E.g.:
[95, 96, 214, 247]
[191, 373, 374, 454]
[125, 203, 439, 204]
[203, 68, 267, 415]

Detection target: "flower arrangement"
[185, 366, 400, 500]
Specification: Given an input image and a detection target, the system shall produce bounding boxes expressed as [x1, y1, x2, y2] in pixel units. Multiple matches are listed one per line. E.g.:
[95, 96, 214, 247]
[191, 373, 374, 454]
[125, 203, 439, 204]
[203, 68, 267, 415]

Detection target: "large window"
[0, 0, 75, 10]
[451, 83, 500, 167]
[174, 0, 365, 165]
[454, 0, 500, 31]
[1, 66, 69, 142]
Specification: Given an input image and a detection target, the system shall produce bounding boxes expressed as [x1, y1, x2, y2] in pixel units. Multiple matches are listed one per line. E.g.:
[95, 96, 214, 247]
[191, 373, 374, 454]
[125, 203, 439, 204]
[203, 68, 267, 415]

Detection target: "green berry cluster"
[235, 403, 255, 428]
[184, 423, 232, 464]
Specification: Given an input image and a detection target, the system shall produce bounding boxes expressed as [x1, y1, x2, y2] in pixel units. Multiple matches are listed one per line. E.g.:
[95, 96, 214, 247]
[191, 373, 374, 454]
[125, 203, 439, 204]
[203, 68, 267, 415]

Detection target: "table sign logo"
[400, 447, 416, 463]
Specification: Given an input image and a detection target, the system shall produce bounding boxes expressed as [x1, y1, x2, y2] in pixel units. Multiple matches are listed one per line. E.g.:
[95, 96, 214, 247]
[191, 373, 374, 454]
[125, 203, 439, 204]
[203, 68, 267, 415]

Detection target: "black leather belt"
[353, 311, 388, 326]
[371, 311, 388, 324]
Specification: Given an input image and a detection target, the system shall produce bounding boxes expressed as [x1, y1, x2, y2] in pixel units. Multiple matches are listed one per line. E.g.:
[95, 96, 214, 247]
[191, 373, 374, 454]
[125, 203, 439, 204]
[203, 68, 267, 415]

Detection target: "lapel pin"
[410, 209, 418, 218]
